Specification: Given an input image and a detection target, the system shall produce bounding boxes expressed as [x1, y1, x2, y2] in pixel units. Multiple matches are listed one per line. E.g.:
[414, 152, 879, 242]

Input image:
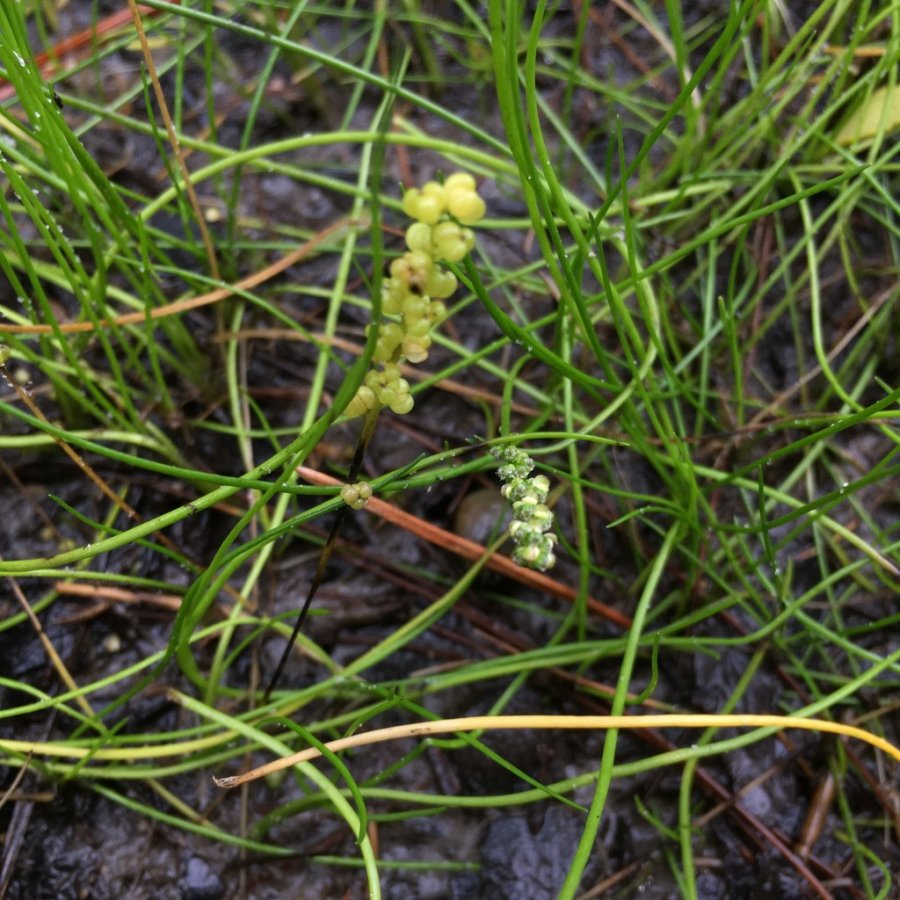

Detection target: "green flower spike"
[491, 446, 557, 572]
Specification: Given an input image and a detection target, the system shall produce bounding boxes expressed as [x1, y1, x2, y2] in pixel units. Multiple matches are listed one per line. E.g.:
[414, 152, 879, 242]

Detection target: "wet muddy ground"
[2, 2, 899, 898]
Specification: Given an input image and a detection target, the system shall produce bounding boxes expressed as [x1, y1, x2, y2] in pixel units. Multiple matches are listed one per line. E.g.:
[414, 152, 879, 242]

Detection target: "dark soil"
[2, 3, 898, 899]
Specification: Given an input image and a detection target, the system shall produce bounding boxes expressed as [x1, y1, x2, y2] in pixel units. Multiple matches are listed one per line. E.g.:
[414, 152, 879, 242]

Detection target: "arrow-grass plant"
[1, 0, 899, 897]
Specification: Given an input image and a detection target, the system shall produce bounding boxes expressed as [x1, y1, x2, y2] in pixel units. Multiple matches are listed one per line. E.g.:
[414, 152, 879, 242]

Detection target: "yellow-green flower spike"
[446, 190, 486, 225]
[340, 482, 373, 510]
[443, 172, 477, 193]
[401, 335, 431, 363]
[424, 269, 457, 298]
[345, 172, 485, 419]
[401, 185, 444, 224]
[346, 385, 377, 417]
[405, 222, 433, 253]
[431, 222, 475, 262]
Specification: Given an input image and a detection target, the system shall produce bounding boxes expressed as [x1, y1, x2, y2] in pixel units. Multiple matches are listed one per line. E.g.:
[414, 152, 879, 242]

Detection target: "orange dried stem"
[296, 466, 631, 629]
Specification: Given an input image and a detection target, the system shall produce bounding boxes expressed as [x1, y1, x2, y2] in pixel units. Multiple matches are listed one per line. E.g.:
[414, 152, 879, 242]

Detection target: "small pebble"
[453, 489, 511, 547]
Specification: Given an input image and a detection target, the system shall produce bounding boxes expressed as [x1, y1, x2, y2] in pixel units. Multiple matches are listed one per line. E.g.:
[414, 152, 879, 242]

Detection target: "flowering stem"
[263, 404, 381, 699]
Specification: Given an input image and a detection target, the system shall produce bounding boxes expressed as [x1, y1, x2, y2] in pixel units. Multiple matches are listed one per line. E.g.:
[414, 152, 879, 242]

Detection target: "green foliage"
[1, 0, 898, 896]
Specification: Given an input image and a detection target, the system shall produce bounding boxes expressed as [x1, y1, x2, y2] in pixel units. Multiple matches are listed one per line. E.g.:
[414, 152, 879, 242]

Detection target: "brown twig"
[295, 465, 632, 629]
[53, 581, 184, 612]
[0, 3, 180, 102]
[1, 217, 353, 335]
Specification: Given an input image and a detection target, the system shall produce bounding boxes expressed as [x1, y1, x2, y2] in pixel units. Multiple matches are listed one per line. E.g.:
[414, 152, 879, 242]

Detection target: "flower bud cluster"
[340, 481, 372, 510]
[491, 445, 557, 571]
[401, 172, 486, 227]
[345, 173, 485, 419]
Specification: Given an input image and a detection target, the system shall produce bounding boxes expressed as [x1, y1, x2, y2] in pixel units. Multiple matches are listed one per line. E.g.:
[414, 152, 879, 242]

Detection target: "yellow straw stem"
[213, 713, 900, 788]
